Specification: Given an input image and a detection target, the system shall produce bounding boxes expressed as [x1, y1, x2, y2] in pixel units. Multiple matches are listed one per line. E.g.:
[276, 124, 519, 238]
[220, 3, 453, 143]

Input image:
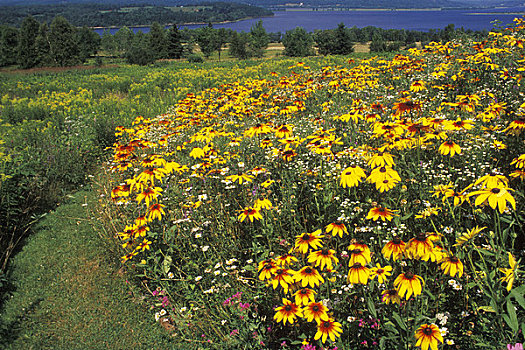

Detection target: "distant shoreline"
[282, 7, 443, 12]
[90, 14, 273, 30]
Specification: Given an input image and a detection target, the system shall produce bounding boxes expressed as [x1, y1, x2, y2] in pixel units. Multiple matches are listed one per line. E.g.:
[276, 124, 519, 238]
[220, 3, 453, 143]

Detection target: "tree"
[125, 31, 155, 65]
[48, 16, 80, 66]
[249, 20, 269, 58]
[34, 23, 52, 67]
[0, 25, 19, 67]
[314, 29, 335, 56]
[332, 23, 354, 55]
[17, 16, 40, 69]
[229, 31, 250, 59]
[215, 28, 229, 61]
[148, 22, 167, 60]
[196, 24, 218, 59]
[282, 27, 315, 57]
[101, 30, 117, 57]
[166, 25, 183, 59]
[114, 26, 133, 56]
[76, 26, 100, 62]
[369, 32, 387, 53]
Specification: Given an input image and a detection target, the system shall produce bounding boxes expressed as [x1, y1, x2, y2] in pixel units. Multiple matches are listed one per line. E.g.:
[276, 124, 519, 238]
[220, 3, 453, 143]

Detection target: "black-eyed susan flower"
[473, 173, 508, 188]
[348, 242, 372, 266]
[510, 154, 525, 168]
[370, 263, 393, 284]
[258, 259, 277, 280]
[367, 152, 396, 168]
[468, 185, 516, 213]
[440, 255, 464, 278]
[293, 288, 316, 306]
[254, 198, 272, 210]
[382, 289, 401, 305]
[438, 140, 461, 157]
[382, 237, 406, 261]
[294, 230, 324, 254]
[454, 226, 485, 247]
[443, 189, 468, 206]
[406, 233, 434, 259]
[294, 266, 325, 288]
[136, 186, 163, 207]
[499, 252, 518, 291]
[325, 221, 348, 238]
[340, 165, 366, 188]
[410, 80, 426, 92]
[275, 254, 298, 267]
[260, 179, 275, 188]
[366, 206, 398, 221]
[376, 177, 400, 192]
[348, 263, 370, 285]
[314, 317, 343, 343]
[308, 248, 339, 271]
[137, 238, 152, 251]
[421, 245, 446, 263]
[274, 298, 303, 325]
[271, 268, 296, 293]
[394, 272, 424, 300]
[147, 203, 165, 222]
[303, 301, 329, 324]
[226, 172, 254, 184]
[238, 206, 263, 222]
[367, 166, 401, 184]
[414, 323, 444, 350]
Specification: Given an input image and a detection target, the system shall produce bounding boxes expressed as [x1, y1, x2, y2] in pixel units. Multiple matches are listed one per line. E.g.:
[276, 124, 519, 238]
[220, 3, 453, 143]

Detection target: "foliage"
[229, 32, 251, 60]
[249, 20, 270, 58]
[315, 23, 355, 56]
[101, 19, 525, 350]
[0, 2, 273, 28]
[283, 27, 316, 57]
[167, 25, 184, 60]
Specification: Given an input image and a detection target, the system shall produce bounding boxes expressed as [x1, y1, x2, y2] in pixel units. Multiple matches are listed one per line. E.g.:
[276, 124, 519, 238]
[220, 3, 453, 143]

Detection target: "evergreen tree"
[196, 24, 217, 59]
[76, 26, 100, 62]
[125, 31, 155, 65]
[34, 23, 51, 67]
[17, 16, 40, 69]
[101, 30, 117, 57]
[249, 20, 269, 58]
[0, 25, 19, 67]
[166, 25, 183, 59]
[148, 22, 167, 60]
[48, 16, 80, 66]
[229, 31, 250, 59]
[332, 23, 354, 55]
[314, 29, 335, 56]
[114, 26, 133, 56]
[369, 32, 387, 53]
[282, 27, 315, 57]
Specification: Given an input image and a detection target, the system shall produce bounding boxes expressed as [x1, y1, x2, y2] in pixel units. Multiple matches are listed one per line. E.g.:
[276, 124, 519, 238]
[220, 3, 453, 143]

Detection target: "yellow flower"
[366, 206, 398, 221]
[294, 266, 325, 288]
[293, 288, 316, 306]
[382, 289, 401, 305]
[238, 206, 263, 222]
[325, 221, 348, 238]
[147, 203, 165, 222]
[271, 268, 296, 293]
[340, 165, 366, 188]
[499, 252, 518, 291]
[303, 301, 329, 324]
[468, 185, 516, 214]
[294, 230, 324, 254]
[307, 248, 339, 271]
[410, 80, 426, 92]
[314, 317, 343, 343]
[438, 140, 461, 157]
[347, 263, 371, 285]
[414, 323, 444, 350]
[440, 255, 464, 278]
[394, 272, 424, 300]
[454, 226, 485, 247]
[258, 259, 277, 280]
[274, 298, 302, 325]
[382, 237, 406, 261]
[370, 263, 393, 284]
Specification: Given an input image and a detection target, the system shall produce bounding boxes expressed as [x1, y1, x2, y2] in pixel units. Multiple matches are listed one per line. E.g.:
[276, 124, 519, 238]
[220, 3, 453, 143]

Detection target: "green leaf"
[391, 311, 407, 331]
[162, 255, 172, 274]
[505, 299, 519, 333]
[477, 305, 496, 313]
[510, 289, 525, 310]
[367, 297, 377, 318]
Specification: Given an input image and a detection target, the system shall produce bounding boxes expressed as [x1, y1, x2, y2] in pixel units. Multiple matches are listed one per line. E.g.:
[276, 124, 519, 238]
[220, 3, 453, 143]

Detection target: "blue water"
[94, 7, 525, 35]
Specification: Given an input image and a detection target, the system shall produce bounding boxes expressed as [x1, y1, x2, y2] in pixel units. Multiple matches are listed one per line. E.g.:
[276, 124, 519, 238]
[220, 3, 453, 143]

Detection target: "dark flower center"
[285, 305, 292, 311]
[449, 256, 459, 263]
[351, 263, 363, 269]
[491, 188, 501, 194]
[423, 326, 433, 335]
[416, 233, 427, 241]
[312, 305, 319, 312]
[380, 167, 387, 173]
[264, 264, 273, 270]
[302, 234, 311, 241]
[377, 269, 384, 274]
[304, 267, 313, 274]
[404, 272, 415, 279]
[392, 237, 402, 244]
[323, 321, 331, 328]
[300, 289, 308, 295]
[276, 269, 284, 275]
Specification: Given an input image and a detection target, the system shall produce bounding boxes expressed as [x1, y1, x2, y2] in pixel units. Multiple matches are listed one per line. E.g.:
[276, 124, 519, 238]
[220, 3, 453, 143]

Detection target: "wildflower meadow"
[98, 20, 525, 350]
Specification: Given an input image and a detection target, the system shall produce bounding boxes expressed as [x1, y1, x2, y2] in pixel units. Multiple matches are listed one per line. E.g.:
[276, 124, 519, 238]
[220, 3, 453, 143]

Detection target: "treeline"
[0, 16, 100, 68]
[0, 15, 490, 68]
[0, 2, 273, 28]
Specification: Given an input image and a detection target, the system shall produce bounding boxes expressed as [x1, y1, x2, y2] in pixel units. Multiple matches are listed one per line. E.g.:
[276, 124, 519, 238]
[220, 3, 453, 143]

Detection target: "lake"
[94, 6, 525, 35]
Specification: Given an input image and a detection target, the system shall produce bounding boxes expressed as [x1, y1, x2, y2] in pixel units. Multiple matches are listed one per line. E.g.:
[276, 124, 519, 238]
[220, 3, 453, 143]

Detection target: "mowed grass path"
[0, 191, 178, 349]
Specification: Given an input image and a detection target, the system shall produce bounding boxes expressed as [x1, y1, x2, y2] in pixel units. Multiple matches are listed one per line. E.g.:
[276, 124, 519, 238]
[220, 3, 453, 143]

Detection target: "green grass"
[0, 191, 180, 349]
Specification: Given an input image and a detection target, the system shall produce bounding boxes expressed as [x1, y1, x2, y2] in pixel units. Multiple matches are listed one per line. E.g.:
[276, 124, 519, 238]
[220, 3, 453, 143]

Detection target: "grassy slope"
[0, 191, 178, 349]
